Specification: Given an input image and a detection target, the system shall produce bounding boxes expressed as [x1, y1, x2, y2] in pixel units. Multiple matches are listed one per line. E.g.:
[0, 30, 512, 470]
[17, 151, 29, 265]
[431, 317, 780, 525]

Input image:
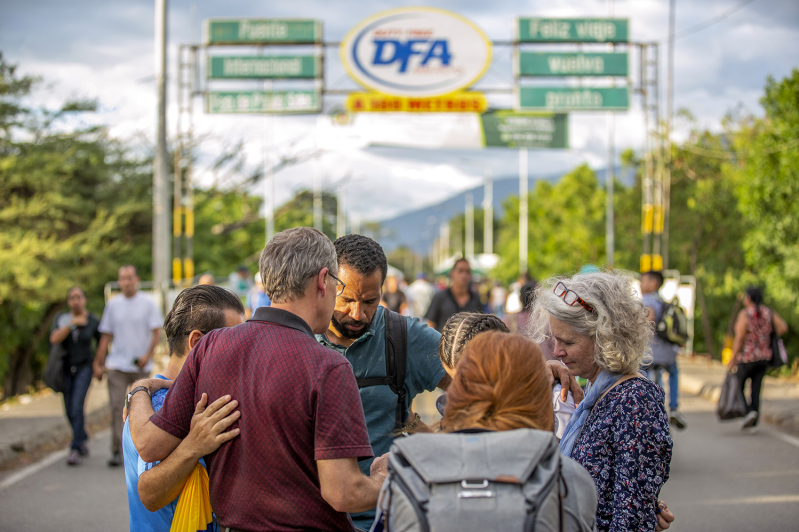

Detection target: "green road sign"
[518, 87, 629, 111]
[518, 52, 628, 77]
[205, 19, 321, 45]
[206, 91, 321, 114]
[517, 18, 628, 43]
[481, 112, 568, 149]
[208, 56, 320, 79]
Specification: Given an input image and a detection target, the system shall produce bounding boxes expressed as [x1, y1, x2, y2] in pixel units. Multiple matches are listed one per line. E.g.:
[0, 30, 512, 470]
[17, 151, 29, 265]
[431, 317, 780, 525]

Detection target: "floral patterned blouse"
[570, 377, 673, 532]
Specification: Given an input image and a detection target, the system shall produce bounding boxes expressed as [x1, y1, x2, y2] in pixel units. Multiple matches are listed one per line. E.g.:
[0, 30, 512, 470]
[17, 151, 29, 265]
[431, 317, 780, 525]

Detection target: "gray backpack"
[377, 429, 596, 532]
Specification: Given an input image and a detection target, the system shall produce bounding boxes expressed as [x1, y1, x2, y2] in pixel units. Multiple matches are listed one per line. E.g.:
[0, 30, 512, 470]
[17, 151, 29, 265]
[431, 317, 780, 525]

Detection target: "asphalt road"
[0, 393, 797, 532]
[0, 430, 128, 532]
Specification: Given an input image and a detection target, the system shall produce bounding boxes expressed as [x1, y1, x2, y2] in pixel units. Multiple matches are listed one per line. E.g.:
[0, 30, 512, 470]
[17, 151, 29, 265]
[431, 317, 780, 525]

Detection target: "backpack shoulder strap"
[385, 309, 408, 429]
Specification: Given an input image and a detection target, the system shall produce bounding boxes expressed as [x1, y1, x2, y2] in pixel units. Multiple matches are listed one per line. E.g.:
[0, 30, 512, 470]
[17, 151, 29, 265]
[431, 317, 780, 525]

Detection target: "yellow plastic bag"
[170, 463, 214, 532]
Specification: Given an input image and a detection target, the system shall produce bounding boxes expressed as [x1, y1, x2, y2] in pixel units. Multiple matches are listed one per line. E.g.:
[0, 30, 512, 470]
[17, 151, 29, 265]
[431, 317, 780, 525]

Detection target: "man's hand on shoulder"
[183, 393, 241, 459]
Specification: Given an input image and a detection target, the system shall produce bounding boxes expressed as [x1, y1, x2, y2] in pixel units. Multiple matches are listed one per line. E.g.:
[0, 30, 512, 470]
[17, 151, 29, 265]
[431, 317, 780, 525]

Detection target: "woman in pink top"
[730, 286, 788, 429]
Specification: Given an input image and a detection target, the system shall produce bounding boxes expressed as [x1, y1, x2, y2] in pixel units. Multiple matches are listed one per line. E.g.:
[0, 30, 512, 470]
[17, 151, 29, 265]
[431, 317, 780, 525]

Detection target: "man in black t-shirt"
[424, 258, 483, 332]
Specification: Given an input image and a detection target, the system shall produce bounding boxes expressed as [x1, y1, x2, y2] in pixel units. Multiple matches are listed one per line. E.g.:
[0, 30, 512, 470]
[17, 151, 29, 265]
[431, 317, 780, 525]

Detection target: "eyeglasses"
[329, 273, 346, 297]
[553, 282, 597, 316]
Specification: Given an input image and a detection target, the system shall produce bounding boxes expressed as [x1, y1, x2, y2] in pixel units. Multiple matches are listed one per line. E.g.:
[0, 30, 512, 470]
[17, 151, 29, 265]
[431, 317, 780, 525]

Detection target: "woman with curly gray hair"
[529, 271, 673, 532]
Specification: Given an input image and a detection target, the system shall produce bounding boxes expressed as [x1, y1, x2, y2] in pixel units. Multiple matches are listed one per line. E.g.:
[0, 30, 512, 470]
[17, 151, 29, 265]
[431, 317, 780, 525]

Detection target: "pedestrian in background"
[49, 286, 101, 466]
[530, 272, 673, 532]
[407, 273, 435, 318]
[93, 265, 163, 467]
[244, 273, 271, 319]
[641, 270, 687, 430]
[424, 258, 483, 332]
[730, 286, 788, 430]
[227, 265, 252, 299]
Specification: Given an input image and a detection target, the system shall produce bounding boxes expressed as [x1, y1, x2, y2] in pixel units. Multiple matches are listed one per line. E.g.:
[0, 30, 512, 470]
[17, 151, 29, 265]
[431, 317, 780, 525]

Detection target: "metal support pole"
[664, 0, 676, 269]
[337, 184, 347, 239]
[606, 0, 616, 268]
[519, 148, 528, 276]
[313, 162, 322, 232]
[153, 0, 170, 312]
[606, 114, 615, 267]
[484, 169, 493, 255]
[465, 193, 474, 259]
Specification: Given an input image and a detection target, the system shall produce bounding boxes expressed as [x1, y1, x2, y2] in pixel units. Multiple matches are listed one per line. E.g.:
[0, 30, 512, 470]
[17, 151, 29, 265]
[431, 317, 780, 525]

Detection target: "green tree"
[732, 69, 799, 359]
[493, 164, 607, 283]
[0, 57, 153, 397]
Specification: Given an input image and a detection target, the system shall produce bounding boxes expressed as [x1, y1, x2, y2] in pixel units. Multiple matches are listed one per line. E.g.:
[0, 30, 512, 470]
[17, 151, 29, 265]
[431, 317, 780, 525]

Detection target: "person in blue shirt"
[122, 285, 245, 532]
[316, 235, 450, 530]
[244, 273, 271, 319]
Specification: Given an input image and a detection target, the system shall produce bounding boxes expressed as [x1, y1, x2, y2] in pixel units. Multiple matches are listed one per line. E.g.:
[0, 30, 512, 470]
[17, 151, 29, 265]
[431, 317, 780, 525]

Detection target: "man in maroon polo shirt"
[128, 227, 385, 532]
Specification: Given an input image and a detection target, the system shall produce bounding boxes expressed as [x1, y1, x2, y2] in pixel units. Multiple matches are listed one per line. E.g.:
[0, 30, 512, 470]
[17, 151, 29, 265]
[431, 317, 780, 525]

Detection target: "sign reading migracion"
[340, 7, 492, 98]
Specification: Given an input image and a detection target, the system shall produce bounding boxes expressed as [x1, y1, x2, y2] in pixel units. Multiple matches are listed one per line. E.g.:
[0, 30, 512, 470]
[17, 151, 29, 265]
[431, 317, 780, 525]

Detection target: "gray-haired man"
[128, 227, 385, 532]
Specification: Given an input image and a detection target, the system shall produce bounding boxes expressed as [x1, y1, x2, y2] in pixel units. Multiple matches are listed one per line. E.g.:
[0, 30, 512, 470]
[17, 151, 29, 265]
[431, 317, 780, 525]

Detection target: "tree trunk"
[2, 303, 61, 399]
[689, 220, 717, 359]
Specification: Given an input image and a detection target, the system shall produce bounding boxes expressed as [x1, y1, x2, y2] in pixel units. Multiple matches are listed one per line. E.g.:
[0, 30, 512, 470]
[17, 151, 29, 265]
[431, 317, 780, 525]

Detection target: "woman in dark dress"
[49, 286, 101, 465]
[529, 271, 674, 532]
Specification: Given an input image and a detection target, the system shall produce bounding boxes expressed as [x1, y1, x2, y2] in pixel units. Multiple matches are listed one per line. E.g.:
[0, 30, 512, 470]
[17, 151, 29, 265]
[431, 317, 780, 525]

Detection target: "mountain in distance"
[378, 167, 630, 255]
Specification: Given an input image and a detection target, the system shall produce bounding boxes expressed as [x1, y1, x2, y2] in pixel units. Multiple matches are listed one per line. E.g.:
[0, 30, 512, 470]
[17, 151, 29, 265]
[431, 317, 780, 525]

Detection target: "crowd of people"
[47, 226, 788, 531]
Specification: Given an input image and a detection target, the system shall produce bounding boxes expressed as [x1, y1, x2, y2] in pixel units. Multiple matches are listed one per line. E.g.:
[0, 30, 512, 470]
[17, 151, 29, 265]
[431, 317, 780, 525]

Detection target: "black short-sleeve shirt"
[424, 288, 484, 332]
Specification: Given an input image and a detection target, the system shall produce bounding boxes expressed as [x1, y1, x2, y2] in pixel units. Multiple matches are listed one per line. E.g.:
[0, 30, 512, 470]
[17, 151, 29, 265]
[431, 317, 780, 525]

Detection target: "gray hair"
[527, 271, 653, 375]
[258, 227, 337, 304]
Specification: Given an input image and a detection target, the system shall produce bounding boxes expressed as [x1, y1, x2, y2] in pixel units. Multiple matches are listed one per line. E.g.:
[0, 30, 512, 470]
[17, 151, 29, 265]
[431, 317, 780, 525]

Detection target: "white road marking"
[694, 494, 799, 505]
[0, 449, 69, 491]
[0, 428, 111, 491]
[763, 426, 799, 449]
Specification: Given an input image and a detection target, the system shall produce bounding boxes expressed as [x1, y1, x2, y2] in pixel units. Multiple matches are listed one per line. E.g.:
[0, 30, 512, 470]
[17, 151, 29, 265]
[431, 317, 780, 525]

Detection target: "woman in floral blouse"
[529, 271, 673, 532]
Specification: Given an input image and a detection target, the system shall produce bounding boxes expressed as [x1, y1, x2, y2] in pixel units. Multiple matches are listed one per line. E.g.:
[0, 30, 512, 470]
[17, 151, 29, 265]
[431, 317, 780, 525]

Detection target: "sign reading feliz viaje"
[208, 56, 321, 79]
[518, 87, 630, 111]
[340, 7, 493, 98]
[517, 52, 628, 77]
[517, 18, 629, 43]
[205, 19, 322, 44]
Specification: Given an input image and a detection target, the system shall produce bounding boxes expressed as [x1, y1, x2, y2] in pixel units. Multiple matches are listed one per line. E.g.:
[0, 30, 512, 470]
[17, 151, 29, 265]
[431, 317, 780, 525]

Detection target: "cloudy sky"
[2, 0, 798, 222]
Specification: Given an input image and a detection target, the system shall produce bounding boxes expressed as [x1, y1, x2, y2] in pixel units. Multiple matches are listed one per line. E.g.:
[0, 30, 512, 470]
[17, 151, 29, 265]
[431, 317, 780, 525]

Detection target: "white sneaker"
[741, 411, 758, 429]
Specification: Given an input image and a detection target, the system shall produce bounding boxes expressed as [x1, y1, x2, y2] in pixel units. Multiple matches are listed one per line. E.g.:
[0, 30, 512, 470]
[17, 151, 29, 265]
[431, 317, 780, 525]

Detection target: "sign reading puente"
[205, 19, 321, 44]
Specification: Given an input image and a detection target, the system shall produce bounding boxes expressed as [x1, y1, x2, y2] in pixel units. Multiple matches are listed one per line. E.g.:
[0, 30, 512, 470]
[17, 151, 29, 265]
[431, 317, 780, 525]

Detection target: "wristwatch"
[125, 386, 151, 412]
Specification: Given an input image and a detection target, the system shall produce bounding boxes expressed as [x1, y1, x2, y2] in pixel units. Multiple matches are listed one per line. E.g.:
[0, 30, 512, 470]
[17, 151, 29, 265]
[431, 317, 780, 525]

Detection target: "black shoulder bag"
[356, 310, 408, 429]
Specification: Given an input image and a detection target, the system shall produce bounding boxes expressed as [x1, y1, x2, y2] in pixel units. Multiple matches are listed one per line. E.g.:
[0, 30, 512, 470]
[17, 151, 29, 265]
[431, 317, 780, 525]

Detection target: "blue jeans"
[62, 365, 93, 451]
[648, 361, 679, 411]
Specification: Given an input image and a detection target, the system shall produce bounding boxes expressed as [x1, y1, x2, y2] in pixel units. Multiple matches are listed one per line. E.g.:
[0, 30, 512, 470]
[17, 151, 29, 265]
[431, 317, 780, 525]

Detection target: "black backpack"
[655, 297, 689, 347]
[356, 310, 408, 429]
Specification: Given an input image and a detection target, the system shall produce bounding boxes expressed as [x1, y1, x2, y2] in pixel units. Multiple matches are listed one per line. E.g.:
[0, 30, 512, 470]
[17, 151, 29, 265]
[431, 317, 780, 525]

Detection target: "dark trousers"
[62, 365, 93, 451]
[737, 359, 769, 418]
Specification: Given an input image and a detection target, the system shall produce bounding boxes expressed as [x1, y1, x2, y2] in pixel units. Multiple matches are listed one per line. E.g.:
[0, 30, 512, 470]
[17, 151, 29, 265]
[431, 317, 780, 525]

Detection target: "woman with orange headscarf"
[372, 332, 598, 532]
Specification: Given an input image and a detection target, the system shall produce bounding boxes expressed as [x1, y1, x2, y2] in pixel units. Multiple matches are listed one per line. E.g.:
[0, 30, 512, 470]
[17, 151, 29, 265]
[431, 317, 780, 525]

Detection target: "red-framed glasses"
[553, 282, 597, 316]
